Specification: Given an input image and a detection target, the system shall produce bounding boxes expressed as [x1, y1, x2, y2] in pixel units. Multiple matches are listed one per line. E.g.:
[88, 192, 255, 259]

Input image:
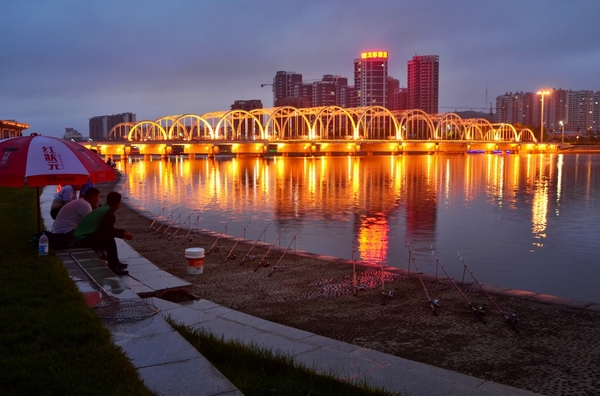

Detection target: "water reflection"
[122, 154, 600, 303]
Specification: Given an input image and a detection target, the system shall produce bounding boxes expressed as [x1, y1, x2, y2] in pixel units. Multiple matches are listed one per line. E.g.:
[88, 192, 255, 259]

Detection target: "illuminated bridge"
[85, 106, 556, 159]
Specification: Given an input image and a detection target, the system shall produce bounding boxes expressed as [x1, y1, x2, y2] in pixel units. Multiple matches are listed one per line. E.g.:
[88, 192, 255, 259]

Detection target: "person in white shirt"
[49, 187, 101, 250]
[50, 184, 80, 219]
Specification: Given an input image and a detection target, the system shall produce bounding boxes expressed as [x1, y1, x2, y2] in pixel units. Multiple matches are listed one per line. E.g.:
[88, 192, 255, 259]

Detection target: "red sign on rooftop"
[361, 51, 388, 59]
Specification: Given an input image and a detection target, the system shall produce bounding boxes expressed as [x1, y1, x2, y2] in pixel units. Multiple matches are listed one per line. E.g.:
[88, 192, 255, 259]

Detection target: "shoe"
[116, 262, 128, 269]
[111, 267, 129, 276]
[108, 264, 128, 275]
[95, 250, 108, 260]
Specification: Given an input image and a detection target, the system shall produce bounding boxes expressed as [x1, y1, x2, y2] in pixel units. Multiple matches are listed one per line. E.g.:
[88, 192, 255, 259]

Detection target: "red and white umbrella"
[0, 134, 114, 187]
[0, 134, 116, 232]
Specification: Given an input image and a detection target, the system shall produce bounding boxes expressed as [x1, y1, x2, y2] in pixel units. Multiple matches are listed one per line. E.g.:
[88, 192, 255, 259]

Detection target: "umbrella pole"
[37, 186, 42, 234]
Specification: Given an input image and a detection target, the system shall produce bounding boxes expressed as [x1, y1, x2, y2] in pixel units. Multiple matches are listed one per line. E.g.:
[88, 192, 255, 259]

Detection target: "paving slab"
[159, 305, 217, 327]
[293, 345, 382, 379]
[137, 358, 242, 396]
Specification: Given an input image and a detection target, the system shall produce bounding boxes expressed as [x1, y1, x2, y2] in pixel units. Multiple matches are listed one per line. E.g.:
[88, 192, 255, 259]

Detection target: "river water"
[120, 153, 600, 304]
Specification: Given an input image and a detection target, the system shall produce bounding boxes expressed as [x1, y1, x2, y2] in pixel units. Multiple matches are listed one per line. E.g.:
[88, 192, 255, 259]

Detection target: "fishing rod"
[152, 208, 179, 234]
[206, 220, 231, 254]
[379, 246, 389, 305]
[268, 228, 302, 277]
[431, 247, 486, 324]
[411, 257, 440, 316]
[148, 206, 167, 231]
[457, 251, 519, 332]
[159, 212, 183, 238]
[352, 240, 358, 296]
[350, 241, 366, 293]
[223, 221, 251, 263]
[170, 210, 198, 240]
[240, 223, 271, 265]
[254, 225, 288, 271]
[182, 213, 202, 244]
[407, 242, 412, 275]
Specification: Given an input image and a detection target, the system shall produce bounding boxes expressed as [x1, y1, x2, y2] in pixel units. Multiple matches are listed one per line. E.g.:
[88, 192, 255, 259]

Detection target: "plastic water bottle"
[38, 232, 49, 256]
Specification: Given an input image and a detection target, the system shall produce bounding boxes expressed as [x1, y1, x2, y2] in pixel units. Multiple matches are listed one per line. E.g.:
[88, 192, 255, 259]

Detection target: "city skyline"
[2, 1, 600, 137]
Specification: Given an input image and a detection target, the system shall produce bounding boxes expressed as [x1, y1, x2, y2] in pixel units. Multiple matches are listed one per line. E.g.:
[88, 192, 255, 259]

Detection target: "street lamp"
[537, 90, 551, 143]
[560, 120, 564, 144]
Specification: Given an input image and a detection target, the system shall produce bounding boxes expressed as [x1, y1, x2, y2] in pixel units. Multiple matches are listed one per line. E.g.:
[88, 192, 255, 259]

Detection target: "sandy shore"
[103, 174, 599, 396]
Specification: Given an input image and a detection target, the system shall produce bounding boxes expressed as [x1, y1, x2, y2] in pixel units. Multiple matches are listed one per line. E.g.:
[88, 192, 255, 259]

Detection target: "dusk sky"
[2, 1, 600, 137]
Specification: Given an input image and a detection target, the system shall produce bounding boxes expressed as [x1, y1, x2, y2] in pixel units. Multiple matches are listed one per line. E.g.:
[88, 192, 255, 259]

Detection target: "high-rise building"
[497, 89, 600, 133]
[272, 71, 304, 107]
[312, 75, 348, 107]
[312, 79, 337, 107]
[568, 90, 596, 132]
[390, 88, 409, 112]
[593, 92, 600, 133]
[495, 92, 535, 126]
[545, 89, 569, 130]
[339, 86, 358, 108]
[89, 112, 136, 141]
[386, 76, 401, 111]
[354, 51, 389, 107]
[407, 55, 439, 114]
[231, 100, 263, 111]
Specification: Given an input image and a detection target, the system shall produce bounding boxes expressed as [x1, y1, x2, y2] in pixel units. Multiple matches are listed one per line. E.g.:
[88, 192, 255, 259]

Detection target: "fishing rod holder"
[206, 221, 231, 255]
[148, 206, 168, 231]
[181, 214, 202, 244]
[152, 208, 179, 235]
[268, 264, 284, 277]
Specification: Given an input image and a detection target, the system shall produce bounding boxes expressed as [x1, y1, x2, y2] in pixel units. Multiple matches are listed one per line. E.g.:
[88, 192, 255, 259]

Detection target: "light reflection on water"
[121, 154, 600, 304]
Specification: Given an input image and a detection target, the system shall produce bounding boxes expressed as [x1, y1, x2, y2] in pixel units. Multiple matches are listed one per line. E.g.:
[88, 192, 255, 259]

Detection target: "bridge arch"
[518, 128, 537, 142]
[435, 113, 464, 140]
[264, 106, 313, 139]
[127, 120, 167, 141]
[463, 118, 493, 141]
[213, 110, 265, 140]
[356, 106, 400, 140]
[488, 124, 519, 142]
[312, 106, 357, 139]
[109, 122, 135, 141]
[170, 114, 214, 140]
[398, 109, 436, 140]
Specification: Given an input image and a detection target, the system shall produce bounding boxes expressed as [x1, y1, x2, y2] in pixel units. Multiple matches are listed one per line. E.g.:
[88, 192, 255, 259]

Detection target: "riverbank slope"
[104, 174, 600, 396]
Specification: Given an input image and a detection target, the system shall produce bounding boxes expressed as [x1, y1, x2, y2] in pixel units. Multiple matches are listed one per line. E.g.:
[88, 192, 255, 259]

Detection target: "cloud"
[2, 1, 600, 136]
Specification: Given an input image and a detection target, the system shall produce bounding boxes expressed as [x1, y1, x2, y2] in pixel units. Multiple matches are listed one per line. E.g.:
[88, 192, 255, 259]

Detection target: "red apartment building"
[407, 55, 439, 114]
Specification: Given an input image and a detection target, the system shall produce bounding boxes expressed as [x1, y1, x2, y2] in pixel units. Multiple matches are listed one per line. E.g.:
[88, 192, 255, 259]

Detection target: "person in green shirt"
[73, 191, 133, 275]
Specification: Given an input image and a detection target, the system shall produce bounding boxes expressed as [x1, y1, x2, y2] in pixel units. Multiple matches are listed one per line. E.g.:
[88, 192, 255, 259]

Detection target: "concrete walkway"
[41, 186, 539, 395]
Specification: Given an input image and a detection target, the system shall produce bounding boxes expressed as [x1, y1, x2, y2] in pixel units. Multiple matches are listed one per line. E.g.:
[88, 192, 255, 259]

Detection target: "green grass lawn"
[169, 322, 398, 396]
[0, 186, 152, 396]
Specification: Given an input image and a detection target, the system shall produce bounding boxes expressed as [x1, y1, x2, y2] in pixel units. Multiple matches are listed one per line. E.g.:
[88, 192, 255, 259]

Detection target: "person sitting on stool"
[49, 187, 101, 251]
[50, 184, 80, 219]
[73, 191, 133, 275]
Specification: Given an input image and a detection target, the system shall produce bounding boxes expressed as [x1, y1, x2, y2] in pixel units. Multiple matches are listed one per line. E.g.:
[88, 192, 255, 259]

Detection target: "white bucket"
[185, 247, 205, 275]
